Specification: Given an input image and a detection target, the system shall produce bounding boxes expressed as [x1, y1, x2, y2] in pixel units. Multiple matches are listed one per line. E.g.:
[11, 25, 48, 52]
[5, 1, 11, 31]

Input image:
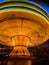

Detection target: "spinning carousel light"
[0, 0, 49, 55]
[0, 1, 49, 47]
[0, 1, 49, 65]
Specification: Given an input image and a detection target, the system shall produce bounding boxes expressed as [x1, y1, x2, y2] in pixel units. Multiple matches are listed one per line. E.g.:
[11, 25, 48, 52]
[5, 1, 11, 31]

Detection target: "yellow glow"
[0, 11, 49, 47]
[0, 2, 49, 65]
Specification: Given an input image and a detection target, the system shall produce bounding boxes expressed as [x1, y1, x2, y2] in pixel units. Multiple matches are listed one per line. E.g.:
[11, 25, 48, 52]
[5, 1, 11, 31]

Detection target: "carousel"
[0, 0, 49, 65]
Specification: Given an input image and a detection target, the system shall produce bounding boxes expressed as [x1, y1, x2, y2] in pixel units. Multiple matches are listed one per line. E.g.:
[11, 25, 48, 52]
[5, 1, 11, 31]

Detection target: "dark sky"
[34, 0, 49, 5]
